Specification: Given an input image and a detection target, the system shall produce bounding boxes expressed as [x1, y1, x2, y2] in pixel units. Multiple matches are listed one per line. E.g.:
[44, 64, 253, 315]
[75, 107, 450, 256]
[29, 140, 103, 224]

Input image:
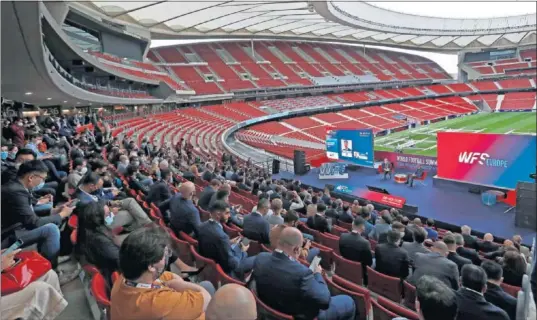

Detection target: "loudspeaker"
[109, 76, 116, 81]
[272, 159, 280, 174]
[293, 150, 307, 175]
[84, 66, 94, 73]
[515, 182, 537, 230]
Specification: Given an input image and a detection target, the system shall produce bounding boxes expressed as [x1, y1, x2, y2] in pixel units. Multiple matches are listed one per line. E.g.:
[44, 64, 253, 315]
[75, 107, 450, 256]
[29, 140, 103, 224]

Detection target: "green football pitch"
[374, 112, 537, 157]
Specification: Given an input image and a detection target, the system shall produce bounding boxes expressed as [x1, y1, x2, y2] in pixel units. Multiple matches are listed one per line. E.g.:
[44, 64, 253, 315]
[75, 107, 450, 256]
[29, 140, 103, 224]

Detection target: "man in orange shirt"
[111, 227, 213, 320]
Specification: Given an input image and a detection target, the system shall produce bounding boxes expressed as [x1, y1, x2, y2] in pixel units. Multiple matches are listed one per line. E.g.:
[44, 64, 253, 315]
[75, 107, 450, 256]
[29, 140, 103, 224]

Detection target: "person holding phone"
[253, 227, 356, 320]
[2, 160, 75, 271]
[0, 247, 68, 320]
[197, 201, 255, 281]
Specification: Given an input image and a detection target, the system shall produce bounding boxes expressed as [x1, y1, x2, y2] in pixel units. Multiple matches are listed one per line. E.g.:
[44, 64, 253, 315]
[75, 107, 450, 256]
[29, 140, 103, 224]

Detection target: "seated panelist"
[381, 158, 392, 179]
[406, 165, 424, 187]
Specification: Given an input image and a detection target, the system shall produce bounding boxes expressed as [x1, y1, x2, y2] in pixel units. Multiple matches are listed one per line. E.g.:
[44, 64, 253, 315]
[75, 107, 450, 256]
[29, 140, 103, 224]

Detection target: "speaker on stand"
[272, 159, 280, 174]
[515, 181, 537, 231]
[293, 150, 308, 175]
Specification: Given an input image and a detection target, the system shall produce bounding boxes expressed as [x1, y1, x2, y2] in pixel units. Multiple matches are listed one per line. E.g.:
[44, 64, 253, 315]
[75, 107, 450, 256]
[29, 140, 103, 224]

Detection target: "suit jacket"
[447, 251, 472, 272]
[242, 212, 270, 244]
[201, 170, 216, 182]
[410, 252, 459, 290]
[325, 208, 339, 221]
[128, 177, 149, 195]
[484, 282, 517, 320]
[339, 232, 373, 276]
[146, 180, 171, 206]
[401, 242, 430, 265]
[198, 186, 215, 211]
[375, 243, 410, 279]
[424, 227, 438, 240]
[478, 241, 501, 253]
[402, 226, 414, 243]
[197, 220, 246, 274]
[1, 180, 62, 230]
[457, 246, 482, 266]
[166, 193, 201, 237]
[455, 287, 510, 320]
[306, 214, 330, 234]
[462, 234, 479, 250]
[253, 251, 331, 320]
[368, 223, 391, 242]
[74, 188, 100, 204]
[338, 210, 354, 223]
[502, 267, 523, 287]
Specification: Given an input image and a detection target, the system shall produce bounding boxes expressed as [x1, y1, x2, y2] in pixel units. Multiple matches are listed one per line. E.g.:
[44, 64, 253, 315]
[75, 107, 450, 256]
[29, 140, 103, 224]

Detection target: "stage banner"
[326, 128, 374, 167]
[375, 151, 438, 174]
[437, 132, 536, 189]
[319, 163, 348, 180]
[333, 184, 406, 208]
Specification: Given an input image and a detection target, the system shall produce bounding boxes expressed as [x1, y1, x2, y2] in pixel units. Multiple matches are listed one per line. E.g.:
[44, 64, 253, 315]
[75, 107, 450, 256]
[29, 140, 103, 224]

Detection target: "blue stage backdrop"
[326, 128, 374, 167]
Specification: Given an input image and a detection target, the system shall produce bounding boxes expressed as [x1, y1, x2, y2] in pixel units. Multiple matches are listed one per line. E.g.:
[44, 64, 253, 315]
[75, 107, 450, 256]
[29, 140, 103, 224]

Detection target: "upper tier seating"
[465, 48, 537, 78]
[149, 41, 451, 94]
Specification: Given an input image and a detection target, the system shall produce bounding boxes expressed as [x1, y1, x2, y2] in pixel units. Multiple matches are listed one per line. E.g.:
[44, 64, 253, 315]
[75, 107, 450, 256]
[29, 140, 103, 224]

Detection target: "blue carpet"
[274, 168, 536, 243]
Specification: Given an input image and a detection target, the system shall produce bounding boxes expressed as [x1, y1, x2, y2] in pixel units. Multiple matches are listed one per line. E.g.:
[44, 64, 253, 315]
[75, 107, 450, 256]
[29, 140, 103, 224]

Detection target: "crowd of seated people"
[1, 110, 537, 320]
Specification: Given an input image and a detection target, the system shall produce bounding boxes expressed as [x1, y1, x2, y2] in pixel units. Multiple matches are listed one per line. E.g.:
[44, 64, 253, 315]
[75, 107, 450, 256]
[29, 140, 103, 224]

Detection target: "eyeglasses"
[33, 173, 47, 180]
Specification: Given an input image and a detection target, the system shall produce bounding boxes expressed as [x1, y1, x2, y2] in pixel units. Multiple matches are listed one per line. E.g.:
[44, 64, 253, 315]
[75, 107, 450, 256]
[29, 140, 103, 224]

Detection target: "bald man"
[410, 241, 460, 290]
[162, 181, 201, 237]
[478, 233, 501, 253]
[252, 227, 356, 320]
[206, 284, 257, 320]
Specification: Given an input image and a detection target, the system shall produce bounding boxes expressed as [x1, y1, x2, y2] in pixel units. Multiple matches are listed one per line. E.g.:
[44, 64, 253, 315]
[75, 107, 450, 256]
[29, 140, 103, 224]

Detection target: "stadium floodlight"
[24, 92, 32, 95]
[47, 98, 52, 100]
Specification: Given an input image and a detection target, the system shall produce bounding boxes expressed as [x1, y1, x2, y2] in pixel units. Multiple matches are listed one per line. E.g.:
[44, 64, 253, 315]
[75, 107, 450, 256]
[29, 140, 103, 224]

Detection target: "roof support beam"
[110, 1, 167, 18]
[147, 1, 233, 28]
[174, 3, 265, 32]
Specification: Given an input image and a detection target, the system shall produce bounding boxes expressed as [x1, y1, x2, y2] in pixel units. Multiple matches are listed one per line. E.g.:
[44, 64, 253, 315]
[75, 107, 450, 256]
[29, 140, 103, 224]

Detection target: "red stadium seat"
[318, 232, 340, 255]
[168, 230, 195, 267]
[247, 239, 262, 256]
[91, 272, 111, 320]
[413, 171, 427, 186]
[260, 244, 273, 253]
[500, 282, 521, 298]
[330, 225, 348, 237]
[189, 246, 218, 288]
[338, 221, 352, 231]
[366, 266, 402, 303]
[179, 231, 199, 249]
[216, 264, 245, 287]
[331, 274, 371, 320]
[325, 275, 368, 320]
[68, 215, 78, 229]
[403, 280, 417, 310]
[377, 295, 419, 320]
[311, 242, 333, 270]
[333, 252, 364, 285]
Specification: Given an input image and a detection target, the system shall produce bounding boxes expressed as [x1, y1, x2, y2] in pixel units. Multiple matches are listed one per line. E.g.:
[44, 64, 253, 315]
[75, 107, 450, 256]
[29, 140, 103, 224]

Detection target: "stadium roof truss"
[73, 0, 537, 52]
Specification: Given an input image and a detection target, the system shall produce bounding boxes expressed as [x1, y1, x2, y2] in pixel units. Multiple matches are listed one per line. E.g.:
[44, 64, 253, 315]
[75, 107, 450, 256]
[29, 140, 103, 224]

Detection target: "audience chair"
[330, 225, 347, 237]
[252, 290, 294, 320]
[376, 295, 419, 320]
[179, 231, 199, 249]
[260, 244, 273, 253]
[500, 282, 521, 298]
[318, 232, 340, 255]
[366, 266, 402, 303]
[91, 272, 111, 320]
[222, 223, 240, 239]
[371, 299, 398, 320]
[68, 215, 78, 229]
[168, 230, 195, 267]
[402, 281, 416, 311]
[111, 271, 120, 284]
[311, 242, 333, 270]
[198, 207, 211, 222]
[332, 252, 364, 285]
[70, 229, 78, 245]
[247, 239, 262, 256]
[216, 264, 246, 287]
[338, 220, 352, 231]
[189, 246, 218, 288]
[298, 223, 320, 242]
[413, 171, 427, 186]
[327, 274, 371, 320]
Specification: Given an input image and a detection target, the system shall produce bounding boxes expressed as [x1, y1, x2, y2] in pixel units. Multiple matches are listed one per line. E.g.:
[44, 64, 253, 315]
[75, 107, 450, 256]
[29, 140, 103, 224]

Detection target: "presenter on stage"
[381, 158, 392, 180]
[406, 165, 424, 187]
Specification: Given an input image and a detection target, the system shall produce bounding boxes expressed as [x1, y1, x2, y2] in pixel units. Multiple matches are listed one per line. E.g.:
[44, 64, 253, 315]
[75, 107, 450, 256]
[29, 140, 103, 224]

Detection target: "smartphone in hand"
[309, 256, 322, 272]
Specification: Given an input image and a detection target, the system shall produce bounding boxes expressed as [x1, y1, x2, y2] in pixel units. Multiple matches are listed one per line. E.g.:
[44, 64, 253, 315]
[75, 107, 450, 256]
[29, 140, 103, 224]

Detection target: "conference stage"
[273, 166, 536, 244]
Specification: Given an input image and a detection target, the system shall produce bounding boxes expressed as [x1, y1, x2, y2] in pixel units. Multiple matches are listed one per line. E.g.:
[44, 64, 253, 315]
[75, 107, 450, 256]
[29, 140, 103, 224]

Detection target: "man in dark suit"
[307, 203, 331, 233]
[455, 264, 509, 320]
[146, 169, 172, 206]
[481, 261, 517, 320]
[1, 160, 74, 267]
[406, 165, 424, 187]
[201, 163, 217, 182]
[454, 233, 482, 265]
[381, 158, 392, 180]
[379, 221, 405, 244]
[461, 225, 479, 250]
[338, 204, 354, 224]
[410, 242, 459, 290]
[478, 233, 501, 253]
[374, 230, 410, 279]
[197, 200, 255, 280]
[325, 202, 340, 221]
[126, 164, 150, 195]
[198, 179, 221, 211]
[401, 225, 430, 266]
[339, 217, 373, 284]
[443, 233, 472, 272]
[161, 181, 201, 237]
[253, 227, 356, 320]
[242, 198, 271, 244]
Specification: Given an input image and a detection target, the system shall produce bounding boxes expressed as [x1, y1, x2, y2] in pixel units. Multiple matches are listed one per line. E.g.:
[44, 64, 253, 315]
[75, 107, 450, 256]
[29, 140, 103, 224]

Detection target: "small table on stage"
[394, 174, 408, 184]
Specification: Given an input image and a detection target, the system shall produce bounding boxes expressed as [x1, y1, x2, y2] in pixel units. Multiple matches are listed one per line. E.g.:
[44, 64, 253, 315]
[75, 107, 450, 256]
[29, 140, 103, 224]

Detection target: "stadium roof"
[73, 1, 536, 52]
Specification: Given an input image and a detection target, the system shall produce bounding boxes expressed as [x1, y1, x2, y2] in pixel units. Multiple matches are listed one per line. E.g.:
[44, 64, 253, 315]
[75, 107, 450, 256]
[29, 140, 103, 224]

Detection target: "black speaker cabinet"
[293, 150, 307, 175]
[272, 159, 280, 174]
[515, 182, 537, 230]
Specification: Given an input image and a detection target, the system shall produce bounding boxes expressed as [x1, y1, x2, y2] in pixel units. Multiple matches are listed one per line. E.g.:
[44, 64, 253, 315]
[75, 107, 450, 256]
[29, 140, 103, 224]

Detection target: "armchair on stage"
[377, 162, 394, 179]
